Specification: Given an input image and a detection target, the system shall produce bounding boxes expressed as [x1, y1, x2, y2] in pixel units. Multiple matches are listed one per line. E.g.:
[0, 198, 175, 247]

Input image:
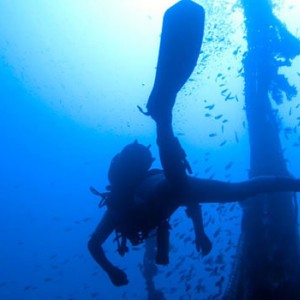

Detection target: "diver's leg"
[145, 1, 204, 189]
[156, 115, 189, 189]
[185, 176, 300, 204]
[146, 1, 205, 120]
[156, 220, 170, 265]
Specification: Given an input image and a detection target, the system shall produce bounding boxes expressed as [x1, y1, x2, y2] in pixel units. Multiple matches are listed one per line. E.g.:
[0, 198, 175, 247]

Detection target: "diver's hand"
[107, 266, 129, 286]
[196, 234, 212, 256]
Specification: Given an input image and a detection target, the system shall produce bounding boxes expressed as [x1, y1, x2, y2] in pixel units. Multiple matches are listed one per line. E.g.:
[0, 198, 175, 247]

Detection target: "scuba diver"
[88, 0, 209, 286]
[87, 0, 300, 287]
[88, 141, 300, 287]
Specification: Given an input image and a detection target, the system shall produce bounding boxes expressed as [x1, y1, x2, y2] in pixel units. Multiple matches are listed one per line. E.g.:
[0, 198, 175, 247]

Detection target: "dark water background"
[1, 0, 299, 299]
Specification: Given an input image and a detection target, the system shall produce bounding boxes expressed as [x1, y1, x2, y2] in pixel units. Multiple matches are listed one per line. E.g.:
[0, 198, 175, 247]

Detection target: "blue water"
[1, 1, 300, 299]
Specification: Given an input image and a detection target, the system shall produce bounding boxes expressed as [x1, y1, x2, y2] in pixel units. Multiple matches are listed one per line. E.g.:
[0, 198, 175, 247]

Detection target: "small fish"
[178, 233, 185, 239]
[225, 162, 233, 170]
[209, 133, 217, 137]
[225, 93, 232, 101]
[233, 47, 239, 56]
[221, 89, 228, 95]
[205, 104, 215, 110]
[219, 140, 227, 147]
[215, 114, 223, 120]
[204, 166, 212, 173]
[235, 132, 239, 143]
[214, 228, 221, 238]
[216, 73, 223, 80]
[226, 94, 235, 101]
[166, 271, 173, 277]
[225, 245, 231, 252]
[184, 236, 192, 242]
[238, 67, 243, 74]
[284, 133, 289, 140]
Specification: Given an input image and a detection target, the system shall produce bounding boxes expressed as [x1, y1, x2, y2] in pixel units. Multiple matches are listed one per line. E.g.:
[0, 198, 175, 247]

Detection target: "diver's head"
[108, 140, 154, 187]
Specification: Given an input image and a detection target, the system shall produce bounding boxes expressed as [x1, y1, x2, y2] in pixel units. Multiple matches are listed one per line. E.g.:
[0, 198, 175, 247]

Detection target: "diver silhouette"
[87, 0, 300, 287]
[88, 141, 300, 286]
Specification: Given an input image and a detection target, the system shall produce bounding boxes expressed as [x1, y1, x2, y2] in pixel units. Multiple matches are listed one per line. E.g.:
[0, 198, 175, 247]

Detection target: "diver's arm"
[185, 203, 212, 255]
[186, 176, 300, 203]
[88, 210, 129, 286]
